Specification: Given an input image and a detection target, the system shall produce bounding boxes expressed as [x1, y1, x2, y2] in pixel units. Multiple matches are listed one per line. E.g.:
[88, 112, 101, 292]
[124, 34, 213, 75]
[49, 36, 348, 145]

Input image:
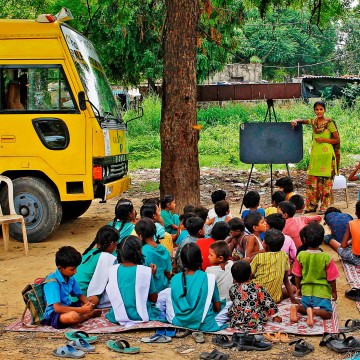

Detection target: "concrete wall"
[206, 63, 262, 84]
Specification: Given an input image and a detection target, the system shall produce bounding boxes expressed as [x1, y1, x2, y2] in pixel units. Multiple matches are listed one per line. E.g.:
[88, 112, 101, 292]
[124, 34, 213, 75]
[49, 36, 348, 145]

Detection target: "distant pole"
[298, 63, 300, 78]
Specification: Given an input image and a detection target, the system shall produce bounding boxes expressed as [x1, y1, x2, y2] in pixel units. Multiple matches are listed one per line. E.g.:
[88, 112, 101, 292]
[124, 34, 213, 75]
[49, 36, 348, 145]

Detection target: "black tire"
[0, 177, 62, 243]
[61, 200, 92, 221]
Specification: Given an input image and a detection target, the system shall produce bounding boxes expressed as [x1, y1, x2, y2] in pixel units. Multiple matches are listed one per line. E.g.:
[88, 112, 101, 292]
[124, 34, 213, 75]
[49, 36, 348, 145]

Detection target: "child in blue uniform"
[43, 246, 102, 329]
[106, 235, 163, 326]
[166, 242, 226, 331]
[160, 195, 180, 234]
[109, 198, 136, 243]
[72, 225, 118, 306]
[135, 218, 172, 292]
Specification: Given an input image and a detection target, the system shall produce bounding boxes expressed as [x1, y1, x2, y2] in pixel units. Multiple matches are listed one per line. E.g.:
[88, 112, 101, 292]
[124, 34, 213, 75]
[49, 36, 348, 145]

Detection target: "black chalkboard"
[239, 122, 303, 164]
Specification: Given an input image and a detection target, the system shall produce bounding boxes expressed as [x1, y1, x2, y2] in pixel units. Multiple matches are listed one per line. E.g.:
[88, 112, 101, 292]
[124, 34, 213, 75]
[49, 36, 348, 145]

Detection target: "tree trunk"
[160, 0, 200, 212]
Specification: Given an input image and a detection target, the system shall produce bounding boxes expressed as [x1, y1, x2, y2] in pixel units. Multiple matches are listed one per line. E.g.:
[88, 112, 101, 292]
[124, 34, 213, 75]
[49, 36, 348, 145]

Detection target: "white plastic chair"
[0, 176, 28, 255]
[332, 175, 349, 208]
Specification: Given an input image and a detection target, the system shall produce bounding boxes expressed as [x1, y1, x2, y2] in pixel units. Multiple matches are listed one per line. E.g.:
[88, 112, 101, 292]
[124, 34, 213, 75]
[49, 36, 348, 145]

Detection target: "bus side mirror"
[78, 91, 87, 111]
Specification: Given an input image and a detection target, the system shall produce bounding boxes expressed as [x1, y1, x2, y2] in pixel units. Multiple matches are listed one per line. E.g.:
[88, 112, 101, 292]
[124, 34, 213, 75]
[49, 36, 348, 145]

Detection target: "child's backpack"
[21, 277, 57, 327]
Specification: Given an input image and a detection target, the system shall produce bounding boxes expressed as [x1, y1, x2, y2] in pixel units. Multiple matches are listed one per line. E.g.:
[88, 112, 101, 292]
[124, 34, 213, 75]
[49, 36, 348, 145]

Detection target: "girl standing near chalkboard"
[291, 101, 340, 215]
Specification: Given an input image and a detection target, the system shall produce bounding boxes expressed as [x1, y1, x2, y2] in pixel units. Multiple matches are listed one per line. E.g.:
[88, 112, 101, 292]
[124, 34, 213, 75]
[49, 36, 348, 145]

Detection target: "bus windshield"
[61, 25, 120, 122]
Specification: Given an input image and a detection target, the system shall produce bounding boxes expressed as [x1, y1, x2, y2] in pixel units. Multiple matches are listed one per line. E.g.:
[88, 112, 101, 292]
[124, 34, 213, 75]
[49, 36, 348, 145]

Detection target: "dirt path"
[0, 168, 359, 359]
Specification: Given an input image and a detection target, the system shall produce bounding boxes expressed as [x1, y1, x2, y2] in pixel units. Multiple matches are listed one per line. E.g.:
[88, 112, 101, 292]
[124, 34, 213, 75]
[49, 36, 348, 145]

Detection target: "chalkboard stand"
[240, 100, 291, 213]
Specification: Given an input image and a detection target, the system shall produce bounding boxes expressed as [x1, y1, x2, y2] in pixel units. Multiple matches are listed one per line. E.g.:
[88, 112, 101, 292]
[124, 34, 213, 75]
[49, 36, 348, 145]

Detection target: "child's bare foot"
[306, 307, 314, 327]
[290, 304, 298, 323]
[91, 309, 102, 318]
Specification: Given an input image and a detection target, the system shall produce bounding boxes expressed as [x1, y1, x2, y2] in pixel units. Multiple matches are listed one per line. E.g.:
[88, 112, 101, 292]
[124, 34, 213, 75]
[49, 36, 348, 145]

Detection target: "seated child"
[207, 190, 232, 220]
[228, 260, 278, 331]
[106, 235, 162, 326]
[348, 161, 360, 200]
[197, 221, 230, 271]
[193, 205, 211, 238]
[109, 198, 136, 243]
[135, 218, 172, 292]
[291, 222, 339, 326]
[275, 176, 295, 201]
[43, 246, 102, 329]
[324, 207, 353, 244]
[328, 201, 360, 266]
[206, 241, 233, 301]
[241, 190, 265, 219]
[206, 200, 231, 226]
[176, 212, 196, 246]
[72, 225, 118, 306]
[266, 213, 296, 264]
[251, 229, 296, 303]
[265, 191, 286, 217]
[243, 212, 267, 259]
[166, 243, 226, 331]
[160, 195, 180, 235]
[278, 201, 321, 248]
[138, 202, 173, 255]
[175, 216, 205, 272]
[226, 217, 248, 260]
[289, 194, 305, 216]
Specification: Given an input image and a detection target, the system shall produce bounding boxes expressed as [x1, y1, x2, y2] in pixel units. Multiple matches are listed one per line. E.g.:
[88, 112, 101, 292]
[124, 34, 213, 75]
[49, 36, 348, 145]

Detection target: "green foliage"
[128, 98, 359, 171]
[321, 86, 334, 101]
[341, 83, 360, 108]
[250, 56, 261, 63]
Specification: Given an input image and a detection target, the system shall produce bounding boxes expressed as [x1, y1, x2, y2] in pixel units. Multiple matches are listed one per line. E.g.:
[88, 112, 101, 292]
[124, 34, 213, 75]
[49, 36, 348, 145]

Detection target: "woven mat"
[5, 299, 338, 335]
[342, 261, 360, 312]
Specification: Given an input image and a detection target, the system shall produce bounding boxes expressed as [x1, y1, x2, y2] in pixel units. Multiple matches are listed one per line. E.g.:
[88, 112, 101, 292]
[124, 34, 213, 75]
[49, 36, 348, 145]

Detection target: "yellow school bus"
[0, 9, 130, 242]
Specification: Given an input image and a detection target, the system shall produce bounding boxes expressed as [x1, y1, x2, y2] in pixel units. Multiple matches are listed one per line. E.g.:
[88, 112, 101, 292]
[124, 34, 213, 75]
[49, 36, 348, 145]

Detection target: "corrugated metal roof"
[302, 75, 360, 81]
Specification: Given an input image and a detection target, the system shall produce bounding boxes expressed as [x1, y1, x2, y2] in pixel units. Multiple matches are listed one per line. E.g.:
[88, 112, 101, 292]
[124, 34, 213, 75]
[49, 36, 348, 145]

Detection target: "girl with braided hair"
[166, 242, 226, 331]
[108, 198, 136, 243]
[71, 225, 118, 306]
[106, 235, 163, 326]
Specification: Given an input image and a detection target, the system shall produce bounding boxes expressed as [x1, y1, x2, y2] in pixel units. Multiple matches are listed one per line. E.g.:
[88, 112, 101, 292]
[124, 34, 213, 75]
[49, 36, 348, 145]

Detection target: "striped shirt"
[250, 251, 289, 302]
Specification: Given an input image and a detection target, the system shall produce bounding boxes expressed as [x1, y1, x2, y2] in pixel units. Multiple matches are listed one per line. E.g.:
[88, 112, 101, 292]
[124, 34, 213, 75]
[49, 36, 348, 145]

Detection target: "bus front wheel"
[0, 177, 62, 243]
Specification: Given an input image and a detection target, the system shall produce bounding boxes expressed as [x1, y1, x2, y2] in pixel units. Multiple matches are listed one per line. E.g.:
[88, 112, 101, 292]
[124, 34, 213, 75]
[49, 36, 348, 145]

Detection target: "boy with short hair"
[278, 201, 321, 249]
[266, 213, 296, 264]
[206, 200, 231, 226]
[243, 212, 267, 259]
[241, 190, 265, 219]
[43, 246, 102, 329]
[207, 190, 232, 220]
[226, 217, 248, 260]
[175, 216, 204, 272]
[197, 221, 230, 271]
[251, 229, 296, 303]
[289, 194, 305, 216]
[206, 240, 233, 301]
[265, 191, 286, 216]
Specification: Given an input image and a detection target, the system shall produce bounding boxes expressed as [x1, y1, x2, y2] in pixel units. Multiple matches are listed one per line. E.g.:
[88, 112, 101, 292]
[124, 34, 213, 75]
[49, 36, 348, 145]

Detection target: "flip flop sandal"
[141, 334, 172, 343]
[52, 344, 85, 359]
[290, 339, 314, 357]
[174, 329, 192, 338]
[340, 319, 360, 332]
[276, 332, 292, 343]
[165, 328, 177, 337]
[192, 331, 205, 343]
[68, 338, 95, 352]
[199, 349, 229, 360]
[263, 333, 281, 343]
[106, 339, 140, 354]
[65, 330, 98, 344]
[236, 334, 272, 351]
[319, 332, 346, 349]
[212, 334, 234, 348]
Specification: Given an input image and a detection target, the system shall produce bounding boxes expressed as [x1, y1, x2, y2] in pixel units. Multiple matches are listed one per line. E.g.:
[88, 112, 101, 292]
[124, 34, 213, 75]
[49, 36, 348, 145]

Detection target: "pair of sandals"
[320, 332, 360, 353]
[212, 333, 272, 351]
[53, 332, 97, 358]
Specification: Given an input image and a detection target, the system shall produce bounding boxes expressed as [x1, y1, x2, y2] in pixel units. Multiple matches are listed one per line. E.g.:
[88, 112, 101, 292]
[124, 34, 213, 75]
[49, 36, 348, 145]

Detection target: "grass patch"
[126, 96, 360, 170]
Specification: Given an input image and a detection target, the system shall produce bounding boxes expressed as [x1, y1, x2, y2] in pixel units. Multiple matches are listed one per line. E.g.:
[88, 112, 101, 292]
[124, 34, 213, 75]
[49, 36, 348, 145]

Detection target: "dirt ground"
[1, 168, 360, 360]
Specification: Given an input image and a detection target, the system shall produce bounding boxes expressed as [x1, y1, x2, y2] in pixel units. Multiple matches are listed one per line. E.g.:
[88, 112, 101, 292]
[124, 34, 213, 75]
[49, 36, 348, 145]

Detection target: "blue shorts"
[301, 296, 332, 313]
[338, 247, 360, 266]
[42, 301, 82, 329]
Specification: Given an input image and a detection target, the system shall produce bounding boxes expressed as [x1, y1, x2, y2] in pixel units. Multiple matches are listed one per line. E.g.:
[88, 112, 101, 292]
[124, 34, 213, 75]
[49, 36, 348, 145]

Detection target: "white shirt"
[205, 260, 234, 301]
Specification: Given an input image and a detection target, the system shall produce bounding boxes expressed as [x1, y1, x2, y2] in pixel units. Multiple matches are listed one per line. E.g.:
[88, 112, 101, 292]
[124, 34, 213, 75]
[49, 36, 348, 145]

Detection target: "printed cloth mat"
[6, 299, 338, 335]
[342, 261, 360, 312]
